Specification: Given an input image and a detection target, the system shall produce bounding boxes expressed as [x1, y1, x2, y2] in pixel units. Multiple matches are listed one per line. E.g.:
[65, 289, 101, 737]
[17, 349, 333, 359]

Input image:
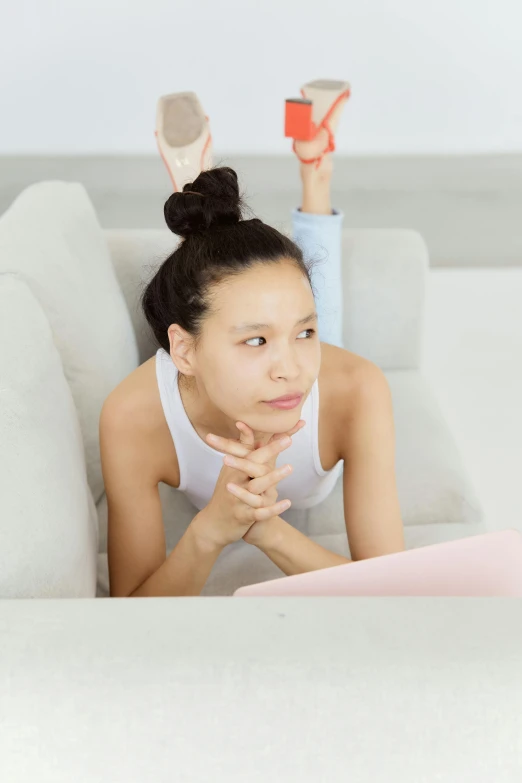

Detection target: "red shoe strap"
[293, 87, 350, 169]
[316, 88, 351, 135]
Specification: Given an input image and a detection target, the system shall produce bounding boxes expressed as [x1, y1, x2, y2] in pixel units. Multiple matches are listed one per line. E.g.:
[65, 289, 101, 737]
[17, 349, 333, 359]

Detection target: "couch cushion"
[0, 182, 139, 503]
[385, 369, 486, 528]
[0, 276, 98, 597]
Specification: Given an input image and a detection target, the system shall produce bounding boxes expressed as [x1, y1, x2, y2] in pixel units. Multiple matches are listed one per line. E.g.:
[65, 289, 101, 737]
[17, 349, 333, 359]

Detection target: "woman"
[100, 82, 405, 598]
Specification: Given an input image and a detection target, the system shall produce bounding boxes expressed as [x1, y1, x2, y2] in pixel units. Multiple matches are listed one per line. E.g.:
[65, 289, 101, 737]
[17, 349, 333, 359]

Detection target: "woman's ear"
[168, 324, 195, 376]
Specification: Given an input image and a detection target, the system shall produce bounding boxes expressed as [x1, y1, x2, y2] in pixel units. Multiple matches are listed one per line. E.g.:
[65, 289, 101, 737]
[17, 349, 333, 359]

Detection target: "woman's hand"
[205, 419, 306, 546]
[195, 434, 296, 550]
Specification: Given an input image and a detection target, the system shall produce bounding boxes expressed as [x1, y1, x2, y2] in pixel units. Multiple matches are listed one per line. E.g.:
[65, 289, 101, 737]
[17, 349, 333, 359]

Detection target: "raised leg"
[291, 155, 344, 349]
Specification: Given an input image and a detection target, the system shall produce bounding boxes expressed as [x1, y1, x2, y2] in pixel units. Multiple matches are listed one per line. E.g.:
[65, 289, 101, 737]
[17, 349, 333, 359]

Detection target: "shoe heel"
[284, 98, 315, 140]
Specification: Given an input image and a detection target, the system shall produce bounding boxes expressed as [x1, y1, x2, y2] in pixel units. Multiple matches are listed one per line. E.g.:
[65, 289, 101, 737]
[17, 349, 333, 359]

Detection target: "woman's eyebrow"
[229, 311, 318, 333]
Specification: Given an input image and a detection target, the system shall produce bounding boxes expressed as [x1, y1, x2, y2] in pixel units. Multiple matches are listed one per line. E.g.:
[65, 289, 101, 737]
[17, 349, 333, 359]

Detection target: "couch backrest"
[105, 226, 428, 370]
[104, 229, 179, 365]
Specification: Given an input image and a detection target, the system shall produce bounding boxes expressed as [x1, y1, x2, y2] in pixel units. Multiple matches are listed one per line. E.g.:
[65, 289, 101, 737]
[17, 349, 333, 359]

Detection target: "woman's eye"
[244, 328, 315, 347]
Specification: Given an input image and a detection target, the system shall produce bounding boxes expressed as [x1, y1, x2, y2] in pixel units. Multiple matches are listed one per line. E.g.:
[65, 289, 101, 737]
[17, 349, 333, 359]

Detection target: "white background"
[1, 0, 521, 155]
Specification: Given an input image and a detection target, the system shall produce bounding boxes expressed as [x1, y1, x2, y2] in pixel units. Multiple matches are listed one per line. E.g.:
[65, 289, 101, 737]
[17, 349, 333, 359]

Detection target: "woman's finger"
[223, 454, 268, 479]
[235, 421, 256, 449]
[266, 418, 306, 446]
[207, 432, 292, 463]
[251, 435, 294, 466]
[206, 419, 305, 459]
[224, 455, 292, 490]
[249, 464, 292, 494]
[227, 483, 291, 515]
[280, 419, 306, 439]
[254, 498, 292, 521]
[206, 433, 252, 458]
[237, 421, 272, 451]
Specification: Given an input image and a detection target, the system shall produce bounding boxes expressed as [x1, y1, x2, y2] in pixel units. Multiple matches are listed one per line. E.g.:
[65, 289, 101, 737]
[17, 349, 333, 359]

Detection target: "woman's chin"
[254, 414, 302, 438]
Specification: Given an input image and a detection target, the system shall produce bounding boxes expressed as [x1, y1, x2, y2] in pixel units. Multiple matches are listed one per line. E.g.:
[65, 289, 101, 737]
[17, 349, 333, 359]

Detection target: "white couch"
[0, 181, 487, 598]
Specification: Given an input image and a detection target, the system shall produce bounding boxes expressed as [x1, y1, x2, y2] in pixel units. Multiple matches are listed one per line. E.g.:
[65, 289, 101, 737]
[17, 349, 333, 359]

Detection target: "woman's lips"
[263, 395, 303, 410]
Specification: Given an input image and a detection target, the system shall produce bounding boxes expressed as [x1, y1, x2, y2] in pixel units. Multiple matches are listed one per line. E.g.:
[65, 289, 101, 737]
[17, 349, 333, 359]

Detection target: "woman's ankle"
[300, 160, 332, 214]
[299, 150, 333, 182]
[300, 191, 332, 214]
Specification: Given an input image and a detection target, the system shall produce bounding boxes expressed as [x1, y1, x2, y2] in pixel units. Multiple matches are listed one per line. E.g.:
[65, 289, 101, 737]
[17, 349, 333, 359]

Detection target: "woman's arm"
[251, 516, 351, 576]
[100, 393, 225, 597]
[292, 164, 344, 349]
[339, 360, 406, 561]
[247, 359, 406, 577]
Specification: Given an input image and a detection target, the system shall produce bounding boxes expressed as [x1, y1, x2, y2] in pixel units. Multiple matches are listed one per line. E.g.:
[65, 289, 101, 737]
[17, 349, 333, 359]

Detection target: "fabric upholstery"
[0, 182, 139, 503]
[105, 227, 428, 370]
[0, 276, 98, 597]
[340, 229, 429, 369]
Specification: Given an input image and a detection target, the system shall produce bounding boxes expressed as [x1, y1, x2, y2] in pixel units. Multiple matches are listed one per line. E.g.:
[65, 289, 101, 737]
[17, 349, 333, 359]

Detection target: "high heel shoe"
[285, 79, 351, 169]
[155, 91, 213, 192]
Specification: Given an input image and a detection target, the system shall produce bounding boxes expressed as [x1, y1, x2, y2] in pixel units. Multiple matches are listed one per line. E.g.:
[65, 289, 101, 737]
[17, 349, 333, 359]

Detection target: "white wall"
[1, 0, 521, 155]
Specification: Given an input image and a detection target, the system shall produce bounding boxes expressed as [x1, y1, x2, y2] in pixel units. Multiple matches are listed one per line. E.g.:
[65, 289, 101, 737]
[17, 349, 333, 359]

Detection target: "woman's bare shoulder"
[100, 355, 179, 486]
[103, 356, 159, 423]
[319, 342, 371, 392]
[319, 342, 381, 422]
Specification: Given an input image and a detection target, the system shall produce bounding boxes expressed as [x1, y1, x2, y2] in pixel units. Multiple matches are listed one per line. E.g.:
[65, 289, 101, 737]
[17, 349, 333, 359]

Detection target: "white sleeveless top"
[155, 347, 343, 512]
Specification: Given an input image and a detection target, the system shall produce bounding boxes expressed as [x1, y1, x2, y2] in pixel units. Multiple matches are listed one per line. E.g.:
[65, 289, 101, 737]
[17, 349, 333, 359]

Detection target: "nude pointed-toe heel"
[155, 91, 213, 192]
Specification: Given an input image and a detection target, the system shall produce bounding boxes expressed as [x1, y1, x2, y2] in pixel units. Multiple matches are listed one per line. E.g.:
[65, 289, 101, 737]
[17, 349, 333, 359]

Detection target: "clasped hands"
[205, 418, 305, 546]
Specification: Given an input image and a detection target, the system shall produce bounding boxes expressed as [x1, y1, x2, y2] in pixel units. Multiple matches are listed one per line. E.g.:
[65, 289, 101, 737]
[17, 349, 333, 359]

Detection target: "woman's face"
[177, 261, 321, 439]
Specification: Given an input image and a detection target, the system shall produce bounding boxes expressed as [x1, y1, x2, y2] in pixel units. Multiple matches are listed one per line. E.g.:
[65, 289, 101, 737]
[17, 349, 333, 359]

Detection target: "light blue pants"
[291, 207, 344, 349]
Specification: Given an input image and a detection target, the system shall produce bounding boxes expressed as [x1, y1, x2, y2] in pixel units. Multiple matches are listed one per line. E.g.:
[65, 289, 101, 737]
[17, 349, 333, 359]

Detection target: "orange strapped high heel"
[285, 79, 351, 169]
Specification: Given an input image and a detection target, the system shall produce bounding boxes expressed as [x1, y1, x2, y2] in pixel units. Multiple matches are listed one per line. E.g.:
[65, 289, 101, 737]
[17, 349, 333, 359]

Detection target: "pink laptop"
[233, 529, 522, 597]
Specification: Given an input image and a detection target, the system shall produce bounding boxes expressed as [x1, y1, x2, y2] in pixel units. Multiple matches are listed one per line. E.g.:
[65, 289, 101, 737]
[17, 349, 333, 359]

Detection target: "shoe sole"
[155, 91, 213, 191]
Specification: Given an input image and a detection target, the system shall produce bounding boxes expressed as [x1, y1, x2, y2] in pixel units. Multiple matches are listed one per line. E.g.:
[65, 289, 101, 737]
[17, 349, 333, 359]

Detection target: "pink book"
[233, 529, 522, 597]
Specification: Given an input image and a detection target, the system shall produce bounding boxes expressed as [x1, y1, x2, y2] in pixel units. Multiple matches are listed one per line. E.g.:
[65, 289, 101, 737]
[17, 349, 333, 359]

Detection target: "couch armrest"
[341, 229, 429, 370]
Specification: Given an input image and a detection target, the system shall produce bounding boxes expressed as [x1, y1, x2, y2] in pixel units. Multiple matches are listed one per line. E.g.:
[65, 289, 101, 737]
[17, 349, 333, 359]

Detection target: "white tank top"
[155, 347, 343, 512]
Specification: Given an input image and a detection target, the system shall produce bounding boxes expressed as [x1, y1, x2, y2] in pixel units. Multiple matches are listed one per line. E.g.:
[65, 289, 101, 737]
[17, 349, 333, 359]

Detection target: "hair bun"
[164, 166, 243, 239]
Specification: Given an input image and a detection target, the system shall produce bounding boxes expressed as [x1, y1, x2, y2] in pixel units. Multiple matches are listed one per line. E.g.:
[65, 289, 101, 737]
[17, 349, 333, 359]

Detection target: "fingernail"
[281, 437, 291, 446]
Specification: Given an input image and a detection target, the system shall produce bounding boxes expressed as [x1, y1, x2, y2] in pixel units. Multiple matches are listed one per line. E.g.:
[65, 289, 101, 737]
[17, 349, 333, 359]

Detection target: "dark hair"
[140, 166, 318, 354]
